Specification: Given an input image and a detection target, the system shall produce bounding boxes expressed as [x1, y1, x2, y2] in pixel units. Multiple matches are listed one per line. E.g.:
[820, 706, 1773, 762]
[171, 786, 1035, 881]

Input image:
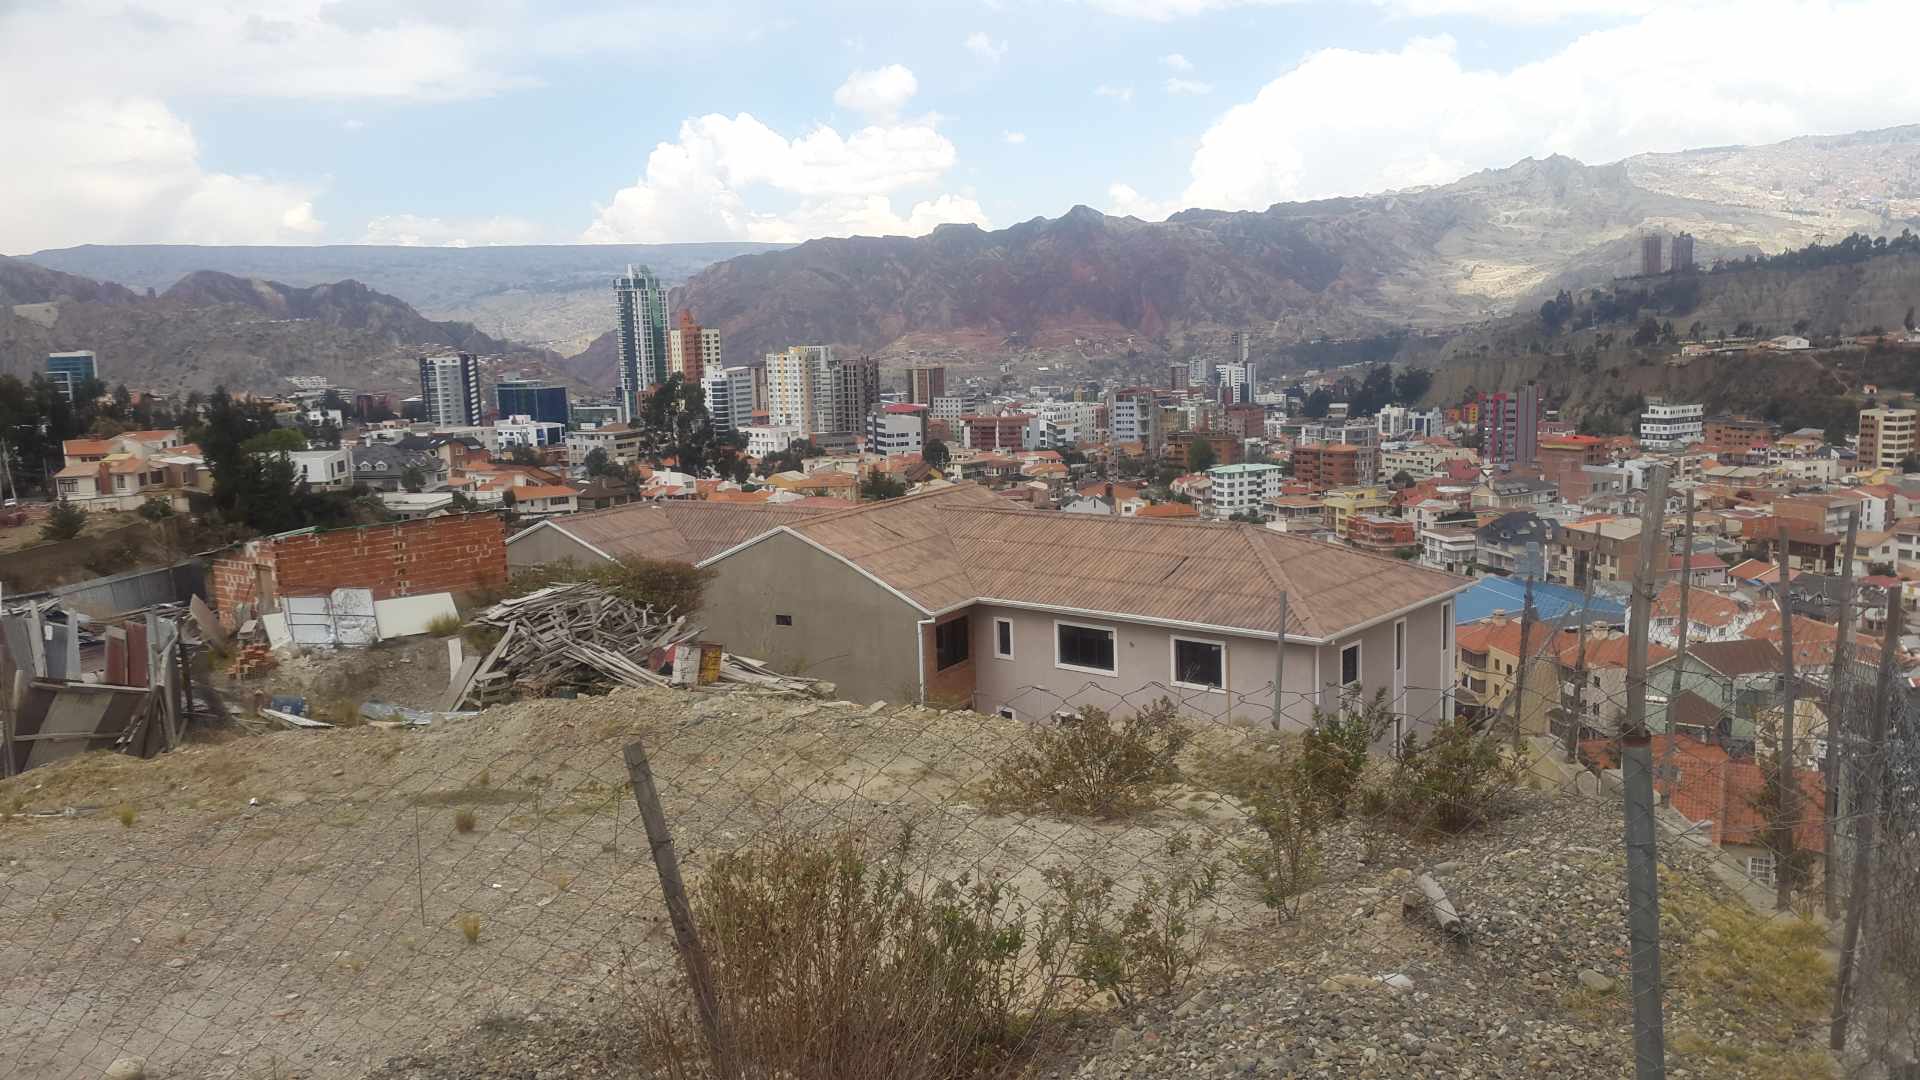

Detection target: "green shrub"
[637, 829, 1067, 1080]
[1042, 833, 1222, 1005]
[984, 698, 1188, 818]
[427, 612, 464, 637]
[1234, 785, 1322, 923]
[137, 496, 176, 521]
[1296, 690, 1393, 820]
[1382, 716, 1522, 835]
[40, 500, 87, 542]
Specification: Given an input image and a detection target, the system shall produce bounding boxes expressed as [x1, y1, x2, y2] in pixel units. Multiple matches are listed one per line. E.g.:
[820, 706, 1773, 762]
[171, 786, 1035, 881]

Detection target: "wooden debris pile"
[443, 583, 826, 709]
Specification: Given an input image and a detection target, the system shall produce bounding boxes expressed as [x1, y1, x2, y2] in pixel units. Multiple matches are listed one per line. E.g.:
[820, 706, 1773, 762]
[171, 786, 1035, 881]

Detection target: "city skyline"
[7, 1, 1920, 254]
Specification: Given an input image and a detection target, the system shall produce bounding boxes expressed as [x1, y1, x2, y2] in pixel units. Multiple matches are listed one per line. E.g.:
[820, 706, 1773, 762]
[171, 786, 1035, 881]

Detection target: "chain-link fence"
[4, 523, 1917, 1077]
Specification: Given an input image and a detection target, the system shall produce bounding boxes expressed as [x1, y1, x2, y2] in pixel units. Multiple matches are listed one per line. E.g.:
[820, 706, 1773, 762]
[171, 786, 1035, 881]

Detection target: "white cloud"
[965, 31, 1008, 64]
[1162, 2, 1920, 214]
[833, 64, 920, 119]
[1165, 77, 1214, 95]
[1094, 84, 1135, 103]
[584, 111, 986, 244]
[1161, 53, 1194, 70]
[1003, 131, 1028, 144]
[1374, 0, 1666, 21]
[0, 95, 323, 253]
[1084, 0, 1289, 20]
[360, 214, 543, 247]
[1103, 183, 1179, 221]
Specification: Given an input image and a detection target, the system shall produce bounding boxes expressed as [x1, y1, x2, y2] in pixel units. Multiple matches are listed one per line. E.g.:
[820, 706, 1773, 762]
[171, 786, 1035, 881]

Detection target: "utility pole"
[1823, 509, 1858, 916]
[1567, 571, 1597, 763]
[1830, 593, 1901, 1053]
[1774, 539, 1798, 912]
[1271, 591, 1289, 731]
[1622, 464, 1669, 1080]
[1659, 492, 1696, 806]
[1512, 576, 1536, 756]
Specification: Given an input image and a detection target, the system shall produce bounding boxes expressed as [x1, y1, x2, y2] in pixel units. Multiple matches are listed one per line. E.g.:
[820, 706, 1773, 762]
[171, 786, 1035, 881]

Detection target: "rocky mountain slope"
[1, 257, 560, 396]
[659, 126, 1920, 367]
[23, 242, 785, 354]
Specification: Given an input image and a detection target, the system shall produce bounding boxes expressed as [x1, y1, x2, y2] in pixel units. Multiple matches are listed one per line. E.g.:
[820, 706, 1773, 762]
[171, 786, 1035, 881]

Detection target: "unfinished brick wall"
[208, 513, 508, 621]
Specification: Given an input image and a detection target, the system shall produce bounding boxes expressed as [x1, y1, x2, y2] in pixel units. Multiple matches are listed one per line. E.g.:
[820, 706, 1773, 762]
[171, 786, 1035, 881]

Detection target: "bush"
[137, 496, 175, 521]
[985, 698, 1188, 818]
[1381, 716, 1523, 835]
[635, 830, 1066, 1080]
[1295, 691, 1393, 820]
[1234, 785, 1322, 923]
[1043, 834, 1222, 1004]
[40, 500, 87, 542]
[506, 556, 715, 617]
[427, 612, 464, 637]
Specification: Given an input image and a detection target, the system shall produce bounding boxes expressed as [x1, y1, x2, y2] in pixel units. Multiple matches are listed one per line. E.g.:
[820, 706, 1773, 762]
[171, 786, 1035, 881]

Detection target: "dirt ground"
[208, 635, 459, 720]
[0, 510, 137, 555]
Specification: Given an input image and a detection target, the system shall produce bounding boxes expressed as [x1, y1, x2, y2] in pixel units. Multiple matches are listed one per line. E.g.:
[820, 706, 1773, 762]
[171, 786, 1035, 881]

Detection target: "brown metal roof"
[536, 501, 838, 564]
[1682, 638, 1783, 676]
[769, 484, 1468, 640]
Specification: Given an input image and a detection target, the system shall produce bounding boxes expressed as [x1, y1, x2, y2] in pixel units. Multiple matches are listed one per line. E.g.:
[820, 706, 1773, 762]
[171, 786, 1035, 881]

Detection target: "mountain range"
[0, 257, 556, 396]
[14, 125, 1920, 395]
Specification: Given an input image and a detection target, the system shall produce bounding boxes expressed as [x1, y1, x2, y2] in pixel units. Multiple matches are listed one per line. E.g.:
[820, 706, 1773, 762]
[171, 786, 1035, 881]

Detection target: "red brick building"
[1164, 430, 1243, 470]
[958, 414, 1030, 452]
[1347, 514, 1417, 555]
[209, 513, 508, 627]
[1292, 443, 1363, 491]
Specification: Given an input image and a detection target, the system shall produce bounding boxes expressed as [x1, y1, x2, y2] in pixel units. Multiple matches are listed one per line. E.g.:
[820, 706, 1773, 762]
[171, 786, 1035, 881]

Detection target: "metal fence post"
[1622, 464, 1669, 1080]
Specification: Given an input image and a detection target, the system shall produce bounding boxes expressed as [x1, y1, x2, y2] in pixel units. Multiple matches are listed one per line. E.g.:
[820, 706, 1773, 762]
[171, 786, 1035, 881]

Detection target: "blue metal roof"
[1455, 576, 1626, 626]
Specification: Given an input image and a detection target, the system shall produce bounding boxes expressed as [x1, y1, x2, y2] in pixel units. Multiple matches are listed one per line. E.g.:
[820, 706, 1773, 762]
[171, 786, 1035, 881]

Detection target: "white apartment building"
[1638, 400, 1705, 450]
[1420, 525, 1478, 575]
[702, 365, 754, 433]
[1107, 390, 1160, 450]
[1204, 463, 1284, 518]
[867, 404, 928, 455]
[1377, 405, 1444, 439]
[669, 324, 723, 381]
[495, 414, 566, 449]
[744, 424, 804, 457]
[931, 395, 980, 421]
[289, 448, 352, 491]
[418, 354, 481, 427]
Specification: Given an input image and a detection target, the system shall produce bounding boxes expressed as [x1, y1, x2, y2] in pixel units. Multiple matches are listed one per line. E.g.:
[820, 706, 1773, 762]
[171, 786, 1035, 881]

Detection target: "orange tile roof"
[1583, 735, 1825, 852]
[708, 489, 774, 504]
[1651, 583, 1749, 627]
[1135, 502, 1199, 518]
[62, 439, 112, 457]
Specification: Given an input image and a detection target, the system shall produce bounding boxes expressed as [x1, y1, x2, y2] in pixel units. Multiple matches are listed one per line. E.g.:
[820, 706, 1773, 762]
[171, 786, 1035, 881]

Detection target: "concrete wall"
[699, 530, 924, 703]
[505, 522, 605, 569]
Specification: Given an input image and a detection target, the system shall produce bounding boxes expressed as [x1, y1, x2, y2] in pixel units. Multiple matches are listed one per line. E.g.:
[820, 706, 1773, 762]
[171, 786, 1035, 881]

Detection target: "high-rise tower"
[614, 265, 669, 420]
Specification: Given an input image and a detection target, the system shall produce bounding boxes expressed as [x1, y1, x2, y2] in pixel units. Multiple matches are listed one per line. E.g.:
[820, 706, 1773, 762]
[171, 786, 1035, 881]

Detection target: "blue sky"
[4, 0, 1919, 252]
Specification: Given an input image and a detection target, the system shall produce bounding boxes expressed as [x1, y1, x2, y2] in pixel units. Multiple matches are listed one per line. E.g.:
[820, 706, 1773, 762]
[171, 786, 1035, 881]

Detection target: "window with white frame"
[1746, 854, 1776, 887]
[1056, 622, 1117, 674]
[993, 617, 1014, 659]
[1170, 637, 1225, 691]
[1340, 642, 1361, 688]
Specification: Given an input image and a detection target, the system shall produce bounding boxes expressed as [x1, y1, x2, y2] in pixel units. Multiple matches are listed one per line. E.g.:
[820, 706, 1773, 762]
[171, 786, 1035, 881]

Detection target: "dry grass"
[453, 809, 477, 834]
[427, 613, 465, 637]
[116, 805, 137, 828]
[458, 913, 482, 945]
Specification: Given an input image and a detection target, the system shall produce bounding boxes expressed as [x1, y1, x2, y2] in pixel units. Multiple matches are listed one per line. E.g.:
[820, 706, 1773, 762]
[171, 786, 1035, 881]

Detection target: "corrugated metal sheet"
[48, 561, 206, 619]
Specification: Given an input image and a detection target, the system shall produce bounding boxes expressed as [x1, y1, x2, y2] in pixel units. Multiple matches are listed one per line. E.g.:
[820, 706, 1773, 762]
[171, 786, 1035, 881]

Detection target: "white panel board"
[374, 593, 459, 639]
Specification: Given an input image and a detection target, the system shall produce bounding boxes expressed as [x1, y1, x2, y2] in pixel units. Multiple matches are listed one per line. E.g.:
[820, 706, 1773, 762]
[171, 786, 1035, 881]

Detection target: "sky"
[4, 0, 1920, 254]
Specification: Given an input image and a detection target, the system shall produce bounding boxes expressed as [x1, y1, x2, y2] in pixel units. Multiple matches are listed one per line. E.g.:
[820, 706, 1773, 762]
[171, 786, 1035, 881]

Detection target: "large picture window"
[935, 616, 970, 670]
[1056, 622, 1117, 674]
[1171, 637, 1225, 690]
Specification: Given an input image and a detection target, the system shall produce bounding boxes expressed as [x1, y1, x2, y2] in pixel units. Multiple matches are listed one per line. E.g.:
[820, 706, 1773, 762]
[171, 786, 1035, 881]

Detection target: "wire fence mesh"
[0, 589, 1914, 1079]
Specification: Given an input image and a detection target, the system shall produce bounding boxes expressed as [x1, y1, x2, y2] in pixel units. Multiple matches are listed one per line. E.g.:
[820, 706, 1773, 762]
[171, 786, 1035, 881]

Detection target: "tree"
[401, 465, 426, 493]
[1301, 388, 1332, 419]
[1392, 368, 1432, 405]
[137, 496, 175, 521]
[40, 500, 87, 542]
[638, 374, 715, 473]
[860, 468, 908, 501]
[923, 438, 951, 471]
[1632, 316, 1661, 347]
[1390, 469, 1415, 490]
[1907, 305, 1917, 333]
[583, 447, 624, 480]
[242, 427, 307, 455]
[507, 444, 543, 466]
[1187, 439, 1217, 474]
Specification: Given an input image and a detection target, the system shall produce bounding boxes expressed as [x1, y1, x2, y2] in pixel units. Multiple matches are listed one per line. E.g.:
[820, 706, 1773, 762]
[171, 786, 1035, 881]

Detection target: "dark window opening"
[775, 614, 793, 626]
[995, 618, 1013, 657]
[1173, 639, 1224, 690]
[1058, 623, 1116, 673]
[935, 616, 970, 670]
[1341, 643, 1361, 687]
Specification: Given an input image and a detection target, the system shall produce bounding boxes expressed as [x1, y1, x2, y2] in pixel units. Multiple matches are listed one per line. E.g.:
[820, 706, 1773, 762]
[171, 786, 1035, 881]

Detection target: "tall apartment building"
[1479, 383, 1543, 469]
[1205, 463, 1283, 519]
[1187, 355, 1211, 391]
[1296, 420, 1380, 482]
[1640, 234, 1663, 277]
[1638, 400, 1704, 451]
[494, 376, 569, 427]
[1671, 232, 1696, 273]
[1230, 329, 1251, 365]
[1215, 361, 1255, 405]
[667, 311, 722, 387]
[614, 265, 669, 419]
[1858, 406, 1917, 470]
[1168, 363, 1189, 393]
[702, 365, 755, 434]
[418, 354, 482, 427]
[1107, 389, 1162, 453]
[907, 365, 946, 405]
[1292, 443, 1363, 491]
[46, 351, 98, 401]
[959, 414, 1030, 452]
[765, 346, 879, 437]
